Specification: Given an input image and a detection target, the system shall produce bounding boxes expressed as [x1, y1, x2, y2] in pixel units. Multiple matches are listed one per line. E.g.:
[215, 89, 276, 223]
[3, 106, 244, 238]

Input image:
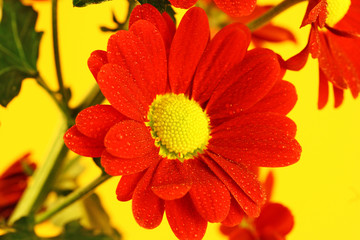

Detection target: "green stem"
[35, 76, 74, 125]
[246, 0, 307, 31]
[35, 173, 112, 224]
[52, 0, 69, 111]
[8, 123, 69, 225]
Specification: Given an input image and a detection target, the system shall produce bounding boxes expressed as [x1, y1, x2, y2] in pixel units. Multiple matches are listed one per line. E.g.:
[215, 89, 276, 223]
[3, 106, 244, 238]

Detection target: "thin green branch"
[52, 0, 69, 109]
[35, 76, 74, 125]
[35, 173, 112, 224]
[246, 0, 307, 32]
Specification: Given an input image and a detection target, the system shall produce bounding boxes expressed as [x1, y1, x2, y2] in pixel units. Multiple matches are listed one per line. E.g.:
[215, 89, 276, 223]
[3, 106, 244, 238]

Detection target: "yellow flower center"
[147, 93, 211, 161]
[326, 0, 351, 27]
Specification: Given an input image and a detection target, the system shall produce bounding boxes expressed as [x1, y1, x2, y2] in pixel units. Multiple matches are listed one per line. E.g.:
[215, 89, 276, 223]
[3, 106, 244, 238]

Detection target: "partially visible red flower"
[170, 0, 256, 17]
[234, 5, 296, 47]
[286, 0, 360, 109]
[64, 4, 301, 240]
[0, 153, 36, 220]
[220, 172, 295, 240]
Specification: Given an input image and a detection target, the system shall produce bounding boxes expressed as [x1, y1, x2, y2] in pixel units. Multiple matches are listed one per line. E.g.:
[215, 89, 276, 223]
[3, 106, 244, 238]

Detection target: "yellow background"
[1, 0, 360, 239]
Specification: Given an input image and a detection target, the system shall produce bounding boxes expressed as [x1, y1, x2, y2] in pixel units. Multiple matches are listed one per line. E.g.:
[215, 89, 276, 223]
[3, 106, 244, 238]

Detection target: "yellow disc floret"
[147, 93, 211, 161]
[326, 0, 351, 27]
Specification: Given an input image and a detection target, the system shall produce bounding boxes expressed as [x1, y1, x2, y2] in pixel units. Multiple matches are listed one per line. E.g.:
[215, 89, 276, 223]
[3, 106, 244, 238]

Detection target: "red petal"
[192, 23, 251, 105]
[116, 171, 146, 201]
[97, 64, 148, 122]
[214, 0, 256, 17]
[88, 50, 108, 79]
[228, 228, 256, 240]
[107, 29, 161, 103]
[207, 152, 265, 206]
[104, 120, 155, 159]
[166, 194, 207, 240]
[263, 171, 274, 201]
[221, 197, 245, 227]
[0, 154, 31, 179]
[101, 149, 159, 176]
[209, 113, 301, 167]
[201, 154, 261, 217]
[245, 80, 297, 115]
[0, 207, 14, 220]
[220, 225, 238, 235]
[301, 0, 327, 27]
[318, 33, 347, 89]
[0, 178, 27, 193]
[162, 12, 176, 39]
[64, 126, 105, 158]
[206, 48, 280, 123]
[187, 159, 231, 222]
[318, 69, 329, 109]
[169, 7, 209, 94]
[254, 203, 294, 236]
[252, 24, 296, 43]
[309, 25, 321, 58]
[132, 165, 164, 229]
[285, 43, 310, 71]
[129, 20, 167, 95]
[151, 159, 192, 200]
[0, 191, 23, 207]
[169, 0, 197, 9]
[75, 105, 126, 140]
[333, 85, 344, 108]
[212, 112, 297, 139]
[326, 32, 360, 98]
[129, 4, 173, 53]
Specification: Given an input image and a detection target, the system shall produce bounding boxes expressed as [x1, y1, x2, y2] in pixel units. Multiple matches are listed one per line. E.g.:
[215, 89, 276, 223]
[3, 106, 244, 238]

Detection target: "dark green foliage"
[73, 0, 110, 7]
[0, 0, 42, 107]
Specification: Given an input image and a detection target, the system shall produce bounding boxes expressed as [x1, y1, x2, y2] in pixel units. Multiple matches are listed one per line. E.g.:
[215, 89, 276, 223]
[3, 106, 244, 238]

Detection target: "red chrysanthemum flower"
[286, 0, 360, 109]
[170, 0, 256, 17]
[220, 172, 294, 240]
[235, 5, 296, 47]
[0, 153, 36, 220]
[64, 4, 301, 240]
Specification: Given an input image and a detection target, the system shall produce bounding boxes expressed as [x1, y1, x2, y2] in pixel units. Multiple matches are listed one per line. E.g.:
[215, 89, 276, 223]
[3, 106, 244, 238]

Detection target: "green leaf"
[0, 0, 42, 107]
[82, 194, 121, 240]
[1, 218, 115, 240]
[57, 221, 114, 240]
[73, 0, 111, 7]
[0, 217, 38, 240]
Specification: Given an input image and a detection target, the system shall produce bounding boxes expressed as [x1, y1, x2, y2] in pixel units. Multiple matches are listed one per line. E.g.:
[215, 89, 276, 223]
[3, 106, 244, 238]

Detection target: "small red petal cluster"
[170, 0, 256, 17]
[0, 153, 36, 220]
[286, 0, 360, 109]
[220, 203, 294, 240]
[64, 4, 301, 240]
[220, 172, 294, 240]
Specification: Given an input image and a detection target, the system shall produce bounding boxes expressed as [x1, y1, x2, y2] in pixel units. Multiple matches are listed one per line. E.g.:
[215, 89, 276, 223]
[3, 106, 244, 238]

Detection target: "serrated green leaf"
[73, 0, 110, 7]
[0, 0, 42, 107]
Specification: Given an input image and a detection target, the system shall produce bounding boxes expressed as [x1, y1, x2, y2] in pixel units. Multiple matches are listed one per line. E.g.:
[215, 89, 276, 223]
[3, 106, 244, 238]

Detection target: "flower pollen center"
[325, 0, 351, 27]
[147, 93, 211, 161]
